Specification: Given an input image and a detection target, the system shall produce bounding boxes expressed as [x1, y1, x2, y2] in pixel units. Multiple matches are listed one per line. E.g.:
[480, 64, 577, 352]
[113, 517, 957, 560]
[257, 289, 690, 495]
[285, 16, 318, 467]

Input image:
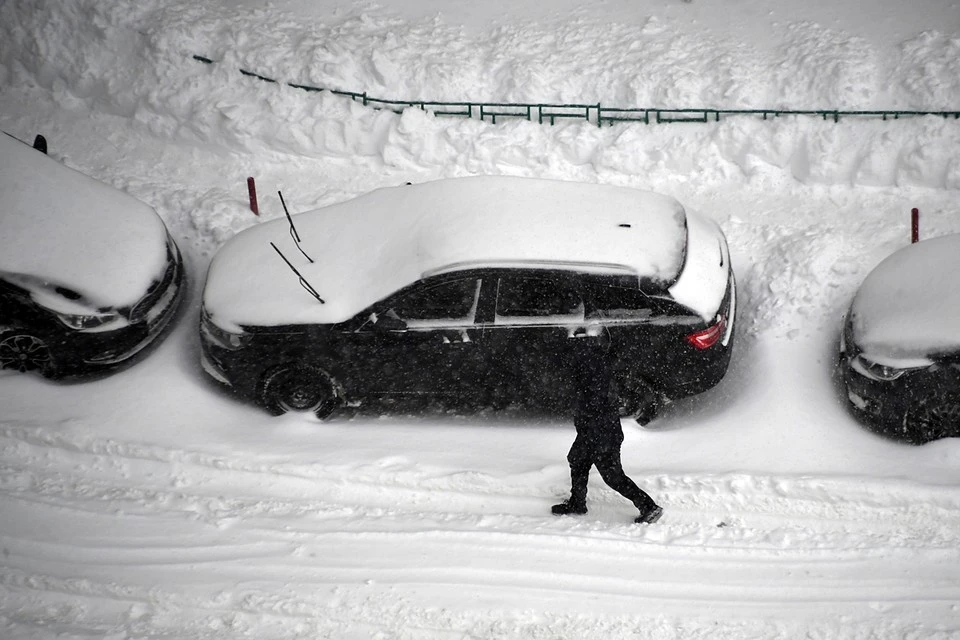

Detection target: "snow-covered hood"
[203, 176, 689, 330]
[851, 233, 960, 361]
[0, 133, 169, 310]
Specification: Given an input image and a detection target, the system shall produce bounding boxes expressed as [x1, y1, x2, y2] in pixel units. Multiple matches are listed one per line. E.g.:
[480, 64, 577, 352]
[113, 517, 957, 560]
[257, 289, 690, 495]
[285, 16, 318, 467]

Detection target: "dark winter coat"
[569, 337, 623, 450]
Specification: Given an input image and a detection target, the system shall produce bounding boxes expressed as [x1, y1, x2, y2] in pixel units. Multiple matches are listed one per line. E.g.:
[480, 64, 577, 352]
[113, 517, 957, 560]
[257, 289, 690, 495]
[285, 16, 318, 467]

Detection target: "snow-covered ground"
[2, 1, 960, 638]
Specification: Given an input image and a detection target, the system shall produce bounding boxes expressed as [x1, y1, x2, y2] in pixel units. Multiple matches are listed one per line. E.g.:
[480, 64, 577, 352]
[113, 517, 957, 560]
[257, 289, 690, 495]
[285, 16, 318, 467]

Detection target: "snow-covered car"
[199, 175, 736, 419]
[0, 132, 185, 378]
[840, 233, 960, 443]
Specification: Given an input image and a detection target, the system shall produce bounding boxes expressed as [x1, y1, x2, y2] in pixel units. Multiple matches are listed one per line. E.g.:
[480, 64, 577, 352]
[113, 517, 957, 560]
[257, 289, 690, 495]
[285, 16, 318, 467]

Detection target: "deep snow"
[1, 0, 960, 638]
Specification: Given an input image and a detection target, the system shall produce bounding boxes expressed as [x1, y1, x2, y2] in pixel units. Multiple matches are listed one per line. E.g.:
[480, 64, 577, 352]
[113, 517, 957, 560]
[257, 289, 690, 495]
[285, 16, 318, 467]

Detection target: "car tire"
[903, 395, 960, 444]
[257, 363, 340, 419]
[617, 376, 661, 425]
[0, 332, 57, 378]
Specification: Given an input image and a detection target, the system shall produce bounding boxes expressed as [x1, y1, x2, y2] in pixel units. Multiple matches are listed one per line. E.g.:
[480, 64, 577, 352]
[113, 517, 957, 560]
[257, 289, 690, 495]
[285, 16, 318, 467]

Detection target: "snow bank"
[2, 0, 958, 196]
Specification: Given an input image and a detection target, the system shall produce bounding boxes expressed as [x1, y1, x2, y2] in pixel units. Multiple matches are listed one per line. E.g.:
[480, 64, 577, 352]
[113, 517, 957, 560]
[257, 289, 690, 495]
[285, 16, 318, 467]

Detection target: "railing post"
[247, 177, 259, 216]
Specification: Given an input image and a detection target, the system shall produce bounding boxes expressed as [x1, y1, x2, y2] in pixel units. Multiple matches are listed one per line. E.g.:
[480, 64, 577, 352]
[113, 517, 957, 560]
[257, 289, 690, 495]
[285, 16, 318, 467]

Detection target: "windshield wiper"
[278, 191, 314, 264]
[270, 242, 325, 304]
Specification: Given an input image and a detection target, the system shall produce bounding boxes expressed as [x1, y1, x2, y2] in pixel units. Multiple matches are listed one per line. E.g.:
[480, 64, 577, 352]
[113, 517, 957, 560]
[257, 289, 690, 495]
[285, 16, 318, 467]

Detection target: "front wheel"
[257, 364, 340, 419]
[0, 332, 57, 377]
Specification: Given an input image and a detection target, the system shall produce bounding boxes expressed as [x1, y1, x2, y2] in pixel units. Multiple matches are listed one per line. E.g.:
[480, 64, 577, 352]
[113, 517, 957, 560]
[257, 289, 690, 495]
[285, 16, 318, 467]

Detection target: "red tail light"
[686, 315, 725, 350]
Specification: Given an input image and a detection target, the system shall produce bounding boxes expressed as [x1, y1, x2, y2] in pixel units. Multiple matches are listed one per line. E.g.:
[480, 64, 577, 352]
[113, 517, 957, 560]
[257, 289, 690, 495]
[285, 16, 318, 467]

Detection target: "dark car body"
[200, 176, 736, 419]
[0, 132, 185, 378]
[840, 233, 960, 443]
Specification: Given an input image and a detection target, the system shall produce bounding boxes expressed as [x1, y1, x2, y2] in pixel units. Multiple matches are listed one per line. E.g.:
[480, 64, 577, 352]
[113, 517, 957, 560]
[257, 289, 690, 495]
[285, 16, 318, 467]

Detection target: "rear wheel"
[258, 364, 339, 419]
[0, 333, 56, 377]
[903, 395, 960, 444]
[617, 376, 661, 425]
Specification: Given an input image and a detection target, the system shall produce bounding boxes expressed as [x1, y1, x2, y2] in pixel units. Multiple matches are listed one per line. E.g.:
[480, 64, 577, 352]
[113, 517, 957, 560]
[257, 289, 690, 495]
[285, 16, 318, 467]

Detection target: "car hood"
[202, 176, 691, 331]
[0, 133, 170, 309]
[851, 233, 960, 362]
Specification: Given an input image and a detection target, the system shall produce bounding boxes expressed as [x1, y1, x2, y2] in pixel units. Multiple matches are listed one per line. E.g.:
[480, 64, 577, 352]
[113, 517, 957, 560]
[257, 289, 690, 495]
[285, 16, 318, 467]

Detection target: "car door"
[581, 275, 703, 395]
[481, 270, 585, 411]
[349, 274, 485, 402]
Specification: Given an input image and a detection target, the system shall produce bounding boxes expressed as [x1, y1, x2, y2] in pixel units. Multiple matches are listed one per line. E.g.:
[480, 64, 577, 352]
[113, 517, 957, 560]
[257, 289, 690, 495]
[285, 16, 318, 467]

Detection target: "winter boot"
[551, 499, 588, 516]
[634, 504, 663, 525]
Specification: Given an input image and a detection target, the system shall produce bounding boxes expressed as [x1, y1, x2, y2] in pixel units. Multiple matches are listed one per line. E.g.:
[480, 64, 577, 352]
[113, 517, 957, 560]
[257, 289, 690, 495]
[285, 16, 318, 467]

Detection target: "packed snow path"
[4, 417, 960, 638]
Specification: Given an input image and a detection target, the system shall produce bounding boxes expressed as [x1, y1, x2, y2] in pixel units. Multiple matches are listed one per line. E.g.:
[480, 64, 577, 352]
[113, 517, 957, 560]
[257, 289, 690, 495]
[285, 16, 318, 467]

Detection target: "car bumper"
[843, 362, 904, 420]
[59, 258, 185, 374]
[840, 357, 957, 440]
[199, 340, 232, 386]
[87, 279, 183, 366]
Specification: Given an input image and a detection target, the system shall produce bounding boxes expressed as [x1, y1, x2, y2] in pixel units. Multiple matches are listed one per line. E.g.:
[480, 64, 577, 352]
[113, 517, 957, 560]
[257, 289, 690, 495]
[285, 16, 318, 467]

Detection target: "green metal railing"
[194, 55, 960, 126]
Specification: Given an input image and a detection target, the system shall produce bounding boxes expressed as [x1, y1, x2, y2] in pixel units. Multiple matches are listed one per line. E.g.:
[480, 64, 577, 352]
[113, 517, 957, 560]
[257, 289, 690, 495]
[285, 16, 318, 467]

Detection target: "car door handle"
[441, 330, 473, 344]
[569, 326, 603, 339]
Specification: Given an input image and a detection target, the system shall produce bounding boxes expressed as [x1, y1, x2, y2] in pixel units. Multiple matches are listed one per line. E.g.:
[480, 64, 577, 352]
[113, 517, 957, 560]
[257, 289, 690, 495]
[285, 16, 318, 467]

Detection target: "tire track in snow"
[3, 529, 960, 639]
[4, 422, 960, 547]
[4, 422, 960, 553]
[4, 420, 960, 638]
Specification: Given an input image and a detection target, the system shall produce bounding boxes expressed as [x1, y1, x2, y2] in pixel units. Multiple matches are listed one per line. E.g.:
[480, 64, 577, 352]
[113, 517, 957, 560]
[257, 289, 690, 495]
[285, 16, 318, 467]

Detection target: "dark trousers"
[566, 433, 657, 511]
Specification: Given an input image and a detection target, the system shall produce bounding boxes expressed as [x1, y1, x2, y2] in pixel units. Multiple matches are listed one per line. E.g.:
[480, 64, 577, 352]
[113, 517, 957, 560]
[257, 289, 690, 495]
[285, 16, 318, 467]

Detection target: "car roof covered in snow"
[203, 175, 692, 330]
[0, 132, 170, 310]
[851, 233, 960, 362]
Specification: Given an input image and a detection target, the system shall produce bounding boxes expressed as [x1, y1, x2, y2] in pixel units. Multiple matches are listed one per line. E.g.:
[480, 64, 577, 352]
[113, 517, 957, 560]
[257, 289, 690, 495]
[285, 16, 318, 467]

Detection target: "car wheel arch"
[256, 362, 343, 419]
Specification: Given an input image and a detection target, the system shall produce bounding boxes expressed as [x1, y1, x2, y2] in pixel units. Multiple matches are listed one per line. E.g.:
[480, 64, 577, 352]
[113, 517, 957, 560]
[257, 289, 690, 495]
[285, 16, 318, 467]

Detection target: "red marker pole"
[247, 177, 259, 216]
[911, 207, 919, 243]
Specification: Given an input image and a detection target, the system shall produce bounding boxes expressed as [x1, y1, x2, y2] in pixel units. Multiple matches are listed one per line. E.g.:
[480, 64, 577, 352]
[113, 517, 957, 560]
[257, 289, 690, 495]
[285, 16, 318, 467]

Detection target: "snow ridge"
[4, 421, 960, 638]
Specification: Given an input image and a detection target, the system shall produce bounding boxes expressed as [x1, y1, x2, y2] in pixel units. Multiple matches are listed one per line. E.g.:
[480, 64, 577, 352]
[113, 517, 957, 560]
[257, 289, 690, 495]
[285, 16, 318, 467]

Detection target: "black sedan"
[200, 176, 736, 420]
[840, 233, 960, 443]
[0, 133, 185, 378]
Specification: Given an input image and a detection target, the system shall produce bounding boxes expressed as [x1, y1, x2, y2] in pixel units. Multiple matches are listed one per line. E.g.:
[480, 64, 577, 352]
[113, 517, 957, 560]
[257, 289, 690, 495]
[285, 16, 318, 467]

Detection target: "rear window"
[583, 280, 694, 320]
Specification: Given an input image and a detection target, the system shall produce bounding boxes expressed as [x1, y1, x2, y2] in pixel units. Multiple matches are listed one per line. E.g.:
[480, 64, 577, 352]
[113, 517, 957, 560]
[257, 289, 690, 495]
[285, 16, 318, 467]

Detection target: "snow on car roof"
[0, 133, 169, 309]
[851, 233, 960, 360]
[203, 175, 689, 330]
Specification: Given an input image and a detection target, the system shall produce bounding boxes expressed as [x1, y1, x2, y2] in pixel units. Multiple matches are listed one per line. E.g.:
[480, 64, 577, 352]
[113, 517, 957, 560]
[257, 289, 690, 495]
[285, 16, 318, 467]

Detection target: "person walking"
[551, 329, 663, 524]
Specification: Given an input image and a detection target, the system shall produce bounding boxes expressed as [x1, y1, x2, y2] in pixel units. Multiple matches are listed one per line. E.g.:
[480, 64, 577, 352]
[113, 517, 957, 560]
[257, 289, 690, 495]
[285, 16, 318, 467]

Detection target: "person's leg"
[594, 447, 662, 522]
[552, 434, 592, 515]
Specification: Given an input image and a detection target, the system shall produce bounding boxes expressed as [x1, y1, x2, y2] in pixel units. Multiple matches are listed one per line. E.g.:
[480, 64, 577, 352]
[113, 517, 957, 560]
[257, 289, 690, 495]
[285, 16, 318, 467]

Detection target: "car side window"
[495, 275, 584, 323]
[389, 277, 481, 326]
[584, 283, 695, 321]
